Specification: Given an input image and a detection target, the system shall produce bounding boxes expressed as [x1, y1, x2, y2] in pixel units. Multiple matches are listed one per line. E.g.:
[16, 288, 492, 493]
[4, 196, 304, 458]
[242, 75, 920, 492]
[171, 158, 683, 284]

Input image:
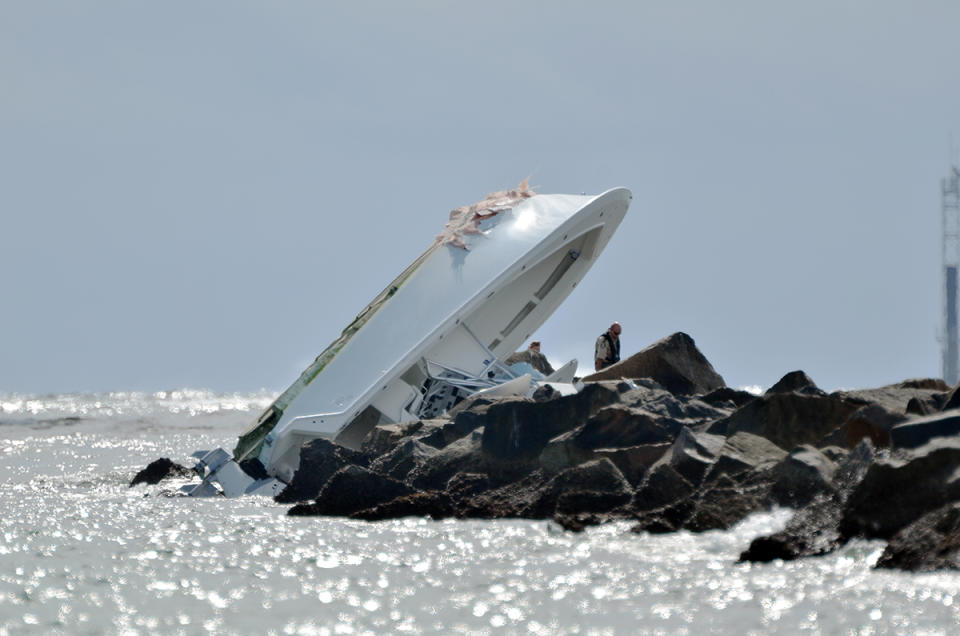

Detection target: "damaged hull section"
[190, 187, 632, 496]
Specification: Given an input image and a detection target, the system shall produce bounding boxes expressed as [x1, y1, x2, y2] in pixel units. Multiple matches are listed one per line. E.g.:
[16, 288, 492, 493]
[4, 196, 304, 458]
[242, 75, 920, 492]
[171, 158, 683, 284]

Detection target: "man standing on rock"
[595, 322, 622, 371]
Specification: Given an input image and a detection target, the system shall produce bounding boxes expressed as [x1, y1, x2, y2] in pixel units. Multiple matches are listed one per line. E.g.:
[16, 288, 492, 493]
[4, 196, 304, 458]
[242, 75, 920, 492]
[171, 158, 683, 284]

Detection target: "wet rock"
[129, 457, 192, 487]
[740, 440, 875, 563]
[529, 458, 633, 518]
[684, 474, 772, 532]
[739, 495, 844, 562]
[582, 332, 725, 396]
[875, 502, 960, 571]
[445, 472, 492, 502]
[709, 392, 861, 451]
[889, 411, 960, 450]
[275, 438, 369, 504]
[458, 471, 552, 519]
[350, 490, 454, 521]
[840, 437, 960, 540]
[765, 370, 825, 396]
[287, 465, 414, 517]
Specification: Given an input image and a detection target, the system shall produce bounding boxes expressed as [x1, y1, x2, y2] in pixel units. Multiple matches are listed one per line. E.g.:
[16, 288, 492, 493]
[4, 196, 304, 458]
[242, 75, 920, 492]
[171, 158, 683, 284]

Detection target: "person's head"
[609, 322, 622, 337]
[529, 341, 541, 352]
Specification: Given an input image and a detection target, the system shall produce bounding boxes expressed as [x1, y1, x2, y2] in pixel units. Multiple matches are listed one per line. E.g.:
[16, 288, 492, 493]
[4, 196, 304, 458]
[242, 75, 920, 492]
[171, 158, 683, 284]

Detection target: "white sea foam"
[1, 391, 959, 634]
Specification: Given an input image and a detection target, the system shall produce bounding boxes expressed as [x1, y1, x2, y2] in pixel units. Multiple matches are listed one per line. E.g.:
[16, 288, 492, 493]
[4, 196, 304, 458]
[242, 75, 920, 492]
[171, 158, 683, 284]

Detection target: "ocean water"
[2, 391, 959, 635]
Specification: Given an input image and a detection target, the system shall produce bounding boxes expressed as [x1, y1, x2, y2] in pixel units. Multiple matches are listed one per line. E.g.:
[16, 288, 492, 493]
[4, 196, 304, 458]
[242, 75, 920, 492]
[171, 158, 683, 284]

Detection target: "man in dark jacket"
[594, 322, 621, 371]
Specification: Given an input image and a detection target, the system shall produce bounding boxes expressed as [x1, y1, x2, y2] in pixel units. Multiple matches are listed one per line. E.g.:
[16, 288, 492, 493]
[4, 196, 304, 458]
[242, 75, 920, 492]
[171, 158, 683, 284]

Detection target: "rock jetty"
[135, 331, 960, 572]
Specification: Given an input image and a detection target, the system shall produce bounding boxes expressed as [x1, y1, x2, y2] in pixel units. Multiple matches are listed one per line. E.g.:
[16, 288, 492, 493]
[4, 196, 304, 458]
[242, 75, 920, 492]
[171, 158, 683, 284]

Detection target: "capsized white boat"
[189, 182, 632, 496]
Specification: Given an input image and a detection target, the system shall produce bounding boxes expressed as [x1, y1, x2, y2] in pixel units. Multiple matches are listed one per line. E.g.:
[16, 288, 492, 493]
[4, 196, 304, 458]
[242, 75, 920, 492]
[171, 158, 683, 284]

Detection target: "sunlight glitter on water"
[2, 394, 960, 634]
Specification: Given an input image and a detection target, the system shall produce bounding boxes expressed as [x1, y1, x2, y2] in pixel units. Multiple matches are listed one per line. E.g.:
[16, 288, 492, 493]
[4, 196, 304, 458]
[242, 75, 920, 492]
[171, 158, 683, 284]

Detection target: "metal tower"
[943, 165, 960, 386]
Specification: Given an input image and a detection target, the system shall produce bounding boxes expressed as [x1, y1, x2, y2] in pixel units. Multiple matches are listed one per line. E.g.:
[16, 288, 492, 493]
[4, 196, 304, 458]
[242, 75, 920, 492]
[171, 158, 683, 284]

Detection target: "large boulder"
[581, 332, 725, 395]
[703, 432, 787, 484]
[572, 405, 684, 449]
[594, 443, 671, 486]
[709, 392, 861, 451]
[655, 427, 726, 486]
[769, 445, 838, 507]
[275, 438, 369, 503]
[684, 474, 772, 532]
[740, 440, 875, 563]
[408, 430, 489, 491]
[481, 382, 624, 462]
[633, 463, 696, 512]
[368, 439, 439, 481]
[840, 437, 960, 540]
[875, 502, 960, 571]
[287, 465, 414, 517]
[527, 458, 633, 518]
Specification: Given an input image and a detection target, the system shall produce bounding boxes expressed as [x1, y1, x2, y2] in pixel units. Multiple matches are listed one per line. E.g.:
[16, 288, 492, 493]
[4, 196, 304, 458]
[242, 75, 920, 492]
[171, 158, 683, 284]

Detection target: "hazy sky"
[3, 1, 960, 395]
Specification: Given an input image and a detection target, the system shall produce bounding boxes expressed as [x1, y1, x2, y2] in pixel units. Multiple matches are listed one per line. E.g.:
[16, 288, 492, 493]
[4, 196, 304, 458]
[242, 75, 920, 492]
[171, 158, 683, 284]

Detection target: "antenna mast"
[942, 164, 960, 385]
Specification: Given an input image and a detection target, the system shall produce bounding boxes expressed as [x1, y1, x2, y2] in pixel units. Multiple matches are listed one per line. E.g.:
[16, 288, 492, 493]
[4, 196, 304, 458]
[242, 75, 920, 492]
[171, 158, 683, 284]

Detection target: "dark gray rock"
[594, 443, 671, 486]
[704, 432, 787, 484]
[890, 411, 960, 449]
[685, 474, 772, 532]
[769, 445, 837, 507]
[840, 437, 960, 540]
[657, 427, 726, 486]
[765, 370, 825, 396]
[408, 430, 489, 491]
[287, 465, 414, 517]
[709, 392, 861, 451]
[634, 463, 696, 512]
[582, 332, 725, 396]
[876, 502, 960, 571]
[700, 387, 757, 409]
[740, 495, 844, 562]
[740, 440, 875, 563]
[572, 405, 683, 449]
[481, 382, 623, 462]
[361, 420, 425, 459]
[368, 439, 439, 481]
[539, 431, 596, 475]
[350, 490, 454, 521]
[130, 457, 192, 487]
[276, 438, 368, 504]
